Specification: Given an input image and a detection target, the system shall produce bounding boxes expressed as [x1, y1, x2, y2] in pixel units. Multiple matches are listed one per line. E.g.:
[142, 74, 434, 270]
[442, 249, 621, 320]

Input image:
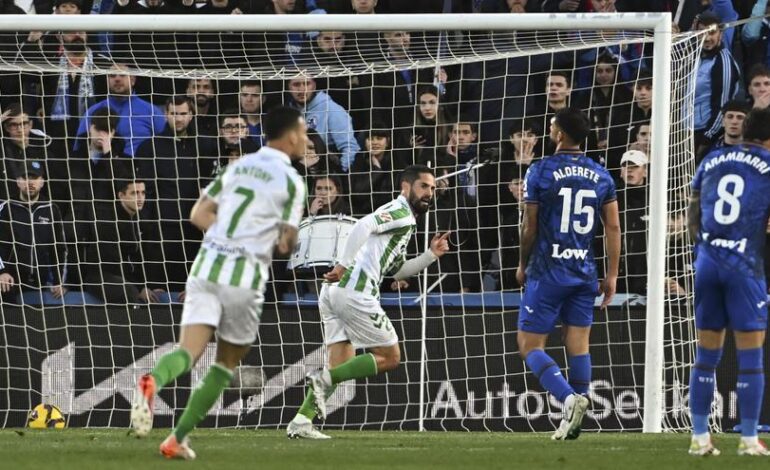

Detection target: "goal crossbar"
[0, 13, 669, 32]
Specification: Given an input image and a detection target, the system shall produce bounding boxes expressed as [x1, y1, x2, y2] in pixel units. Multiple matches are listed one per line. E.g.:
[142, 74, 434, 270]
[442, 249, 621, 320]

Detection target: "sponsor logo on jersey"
[551, 244, 588, 260]
[708, 237, 747, 253]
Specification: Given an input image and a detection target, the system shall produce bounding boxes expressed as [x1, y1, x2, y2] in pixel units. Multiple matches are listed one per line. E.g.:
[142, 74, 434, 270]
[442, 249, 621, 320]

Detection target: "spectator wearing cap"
[287, 77, 360, 171]
[607, 72, 653, 173]
[708, 99, 750, 154]
[693, 11, 741, 159]
[618, 149, 648, 294]
[74, 63, 166, 157]
[1, 104, 54, 201]
[0, 160, 68, 304]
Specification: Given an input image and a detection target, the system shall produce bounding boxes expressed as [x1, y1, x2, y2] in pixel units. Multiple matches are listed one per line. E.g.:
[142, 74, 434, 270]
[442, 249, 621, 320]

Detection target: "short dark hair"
[263, 106, 303, 141]
[748, 63, 770, 83]
[596, 51, 618, 66]
[240, 80, 262, 90]
[721, 99, 750, 115]
[453, 121, 478, 134]
[508, 118, 540, 136]
[368, 120, 390, 140]
[743, 108, 770, 142]
[90, 107, 119, 134]
[112, 160, 143, 194]
[553, 107, 591, 144]
[548, 70, 572, 87]
[218, 108, 247, 127]
[400, 164, 434, 185]
[165, 95, 194, 111]
[635, 71, 653, 88]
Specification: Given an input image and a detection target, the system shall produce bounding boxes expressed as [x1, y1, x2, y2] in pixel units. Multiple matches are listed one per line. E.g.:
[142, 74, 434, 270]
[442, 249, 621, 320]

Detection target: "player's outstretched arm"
[600, 200, 621, 308]
[392, 232, 451, 281]
[687, 192, 701, 244]
[516, 203, 539, 286]
[190, 196, 218, 231]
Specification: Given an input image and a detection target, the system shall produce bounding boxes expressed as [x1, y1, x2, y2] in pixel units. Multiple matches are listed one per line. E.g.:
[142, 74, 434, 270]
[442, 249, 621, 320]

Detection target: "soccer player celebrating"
[516, 108, 621, 441]
[130, 106, 308, 459]
[286, 165, 450, 439]
[687, 108, 770, 457]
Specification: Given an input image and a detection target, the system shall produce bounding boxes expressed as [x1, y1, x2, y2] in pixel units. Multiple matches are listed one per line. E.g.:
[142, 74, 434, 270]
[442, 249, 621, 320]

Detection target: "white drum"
[289, 215, 357, 270]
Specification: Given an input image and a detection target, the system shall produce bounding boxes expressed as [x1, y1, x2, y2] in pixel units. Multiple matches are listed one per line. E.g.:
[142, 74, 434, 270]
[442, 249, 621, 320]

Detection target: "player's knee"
[517, 333, 534, 358]
[379, 348, 401, 372]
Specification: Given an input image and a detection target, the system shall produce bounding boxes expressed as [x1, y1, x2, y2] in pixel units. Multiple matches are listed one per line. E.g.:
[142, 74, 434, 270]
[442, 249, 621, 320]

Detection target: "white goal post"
[0, 12, 686, 434]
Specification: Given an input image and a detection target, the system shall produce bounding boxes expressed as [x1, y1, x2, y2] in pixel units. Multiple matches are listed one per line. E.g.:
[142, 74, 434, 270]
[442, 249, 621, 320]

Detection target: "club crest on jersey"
[375, 212, 392, 224]
[551, 244, 588, 260]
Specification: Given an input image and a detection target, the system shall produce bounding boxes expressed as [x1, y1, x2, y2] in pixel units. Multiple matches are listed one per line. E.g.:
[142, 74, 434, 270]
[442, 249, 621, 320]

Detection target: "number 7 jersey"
[692, 143, 770, 277]
[190, 146, 306, 290]
[524, 151, 617, 285]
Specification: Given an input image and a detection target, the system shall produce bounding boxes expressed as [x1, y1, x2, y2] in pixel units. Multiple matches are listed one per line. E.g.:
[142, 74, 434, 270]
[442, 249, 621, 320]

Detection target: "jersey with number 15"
[692, 143, 770, 277]
[524, 151, 616, 285]
[190, 146, 306, 290]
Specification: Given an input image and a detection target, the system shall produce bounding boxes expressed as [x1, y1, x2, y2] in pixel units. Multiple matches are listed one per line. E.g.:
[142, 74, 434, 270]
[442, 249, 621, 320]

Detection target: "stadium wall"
[1, 304, 766, 432]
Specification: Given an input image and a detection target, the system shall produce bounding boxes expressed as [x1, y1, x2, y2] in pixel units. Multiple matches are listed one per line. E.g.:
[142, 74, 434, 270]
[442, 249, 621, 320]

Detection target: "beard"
[196, 94, 210, 107]
[408, 188, 431, 214]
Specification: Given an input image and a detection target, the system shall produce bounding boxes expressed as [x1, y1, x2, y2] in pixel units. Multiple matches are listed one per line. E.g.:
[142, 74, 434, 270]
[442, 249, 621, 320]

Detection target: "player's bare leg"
[518, 331, 589, 441]
[160, 337, 250, 460]
[132, 324, 214, 437]
[289, 341, 355, 439]
[688, 329, 724, 456]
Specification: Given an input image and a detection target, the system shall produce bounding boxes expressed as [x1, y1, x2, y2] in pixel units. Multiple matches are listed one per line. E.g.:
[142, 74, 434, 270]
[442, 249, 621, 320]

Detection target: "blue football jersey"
[692, 143, 770, 277]
[524, 151, 617, 285]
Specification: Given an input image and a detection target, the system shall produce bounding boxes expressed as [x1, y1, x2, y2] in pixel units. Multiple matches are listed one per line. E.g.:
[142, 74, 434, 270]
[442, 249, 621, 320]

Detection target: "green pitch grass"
[1, 429, 768, 469]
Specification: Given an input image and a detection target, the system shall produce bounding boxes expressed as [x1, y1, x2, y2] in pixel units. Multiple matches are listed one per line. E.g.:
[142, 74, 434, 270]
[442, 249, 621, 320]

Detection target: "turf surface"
[1, 429, 768, 469]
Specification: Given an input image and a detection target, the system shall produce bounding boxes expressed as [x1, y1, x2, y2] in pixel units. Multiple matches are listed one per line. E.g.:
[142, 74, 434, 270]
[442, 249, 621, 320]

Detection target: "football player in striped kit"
[286, 164, 450, 439]
[130, 106, 308, 459]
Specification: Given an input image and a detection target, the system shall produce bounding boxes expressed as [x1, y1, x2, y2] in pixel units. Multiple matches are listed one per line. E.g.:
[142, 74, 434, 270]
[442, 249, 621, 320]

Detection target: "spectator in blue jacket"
[287, 77, 360, 171]
[74, 63, 166, 157]
[742, 0, 770, 69]
[692, 12, 741, 158]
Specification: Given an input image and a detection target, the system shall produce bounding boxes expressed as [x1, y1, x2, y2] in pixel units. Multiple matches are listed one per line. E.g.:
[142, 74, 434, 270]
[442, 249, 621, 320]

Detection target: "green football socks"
[297, 385, 338, 420]
[173, 363, 233, 441]
[296, 353, 378, 421]
[329, 353, 378, 384]
[150, 349, 192, 390]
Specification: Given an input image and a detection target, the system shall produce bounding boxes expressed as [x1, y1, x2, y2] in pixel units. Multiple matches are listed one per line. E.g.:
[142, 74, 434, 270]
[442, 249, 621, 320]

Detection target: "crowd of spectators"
[1, 0, 769, 305]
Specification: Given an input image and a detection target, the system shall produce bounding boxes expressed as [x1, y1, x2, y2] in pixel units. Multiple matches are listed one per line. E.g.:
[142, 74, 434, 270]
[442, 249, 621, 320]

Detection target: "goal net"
[0, 13, 713, 433]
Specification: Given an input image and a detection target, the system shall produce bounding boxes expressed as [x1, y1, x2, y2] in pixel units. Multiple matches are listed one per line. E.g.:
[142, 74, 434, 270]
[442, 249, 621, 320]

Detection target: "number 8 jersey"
[692, 143, 770, 277]
[524, 151, 617, 285]
[190, 146, 306, 290]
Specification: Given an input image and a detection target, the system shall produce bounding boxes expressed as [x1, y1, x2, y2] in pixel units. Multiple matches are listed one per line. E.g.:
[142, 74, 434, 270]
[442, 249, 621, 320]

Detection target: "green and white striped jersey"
[189, 146, 306, 290]
[338, 195, 416, 298]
